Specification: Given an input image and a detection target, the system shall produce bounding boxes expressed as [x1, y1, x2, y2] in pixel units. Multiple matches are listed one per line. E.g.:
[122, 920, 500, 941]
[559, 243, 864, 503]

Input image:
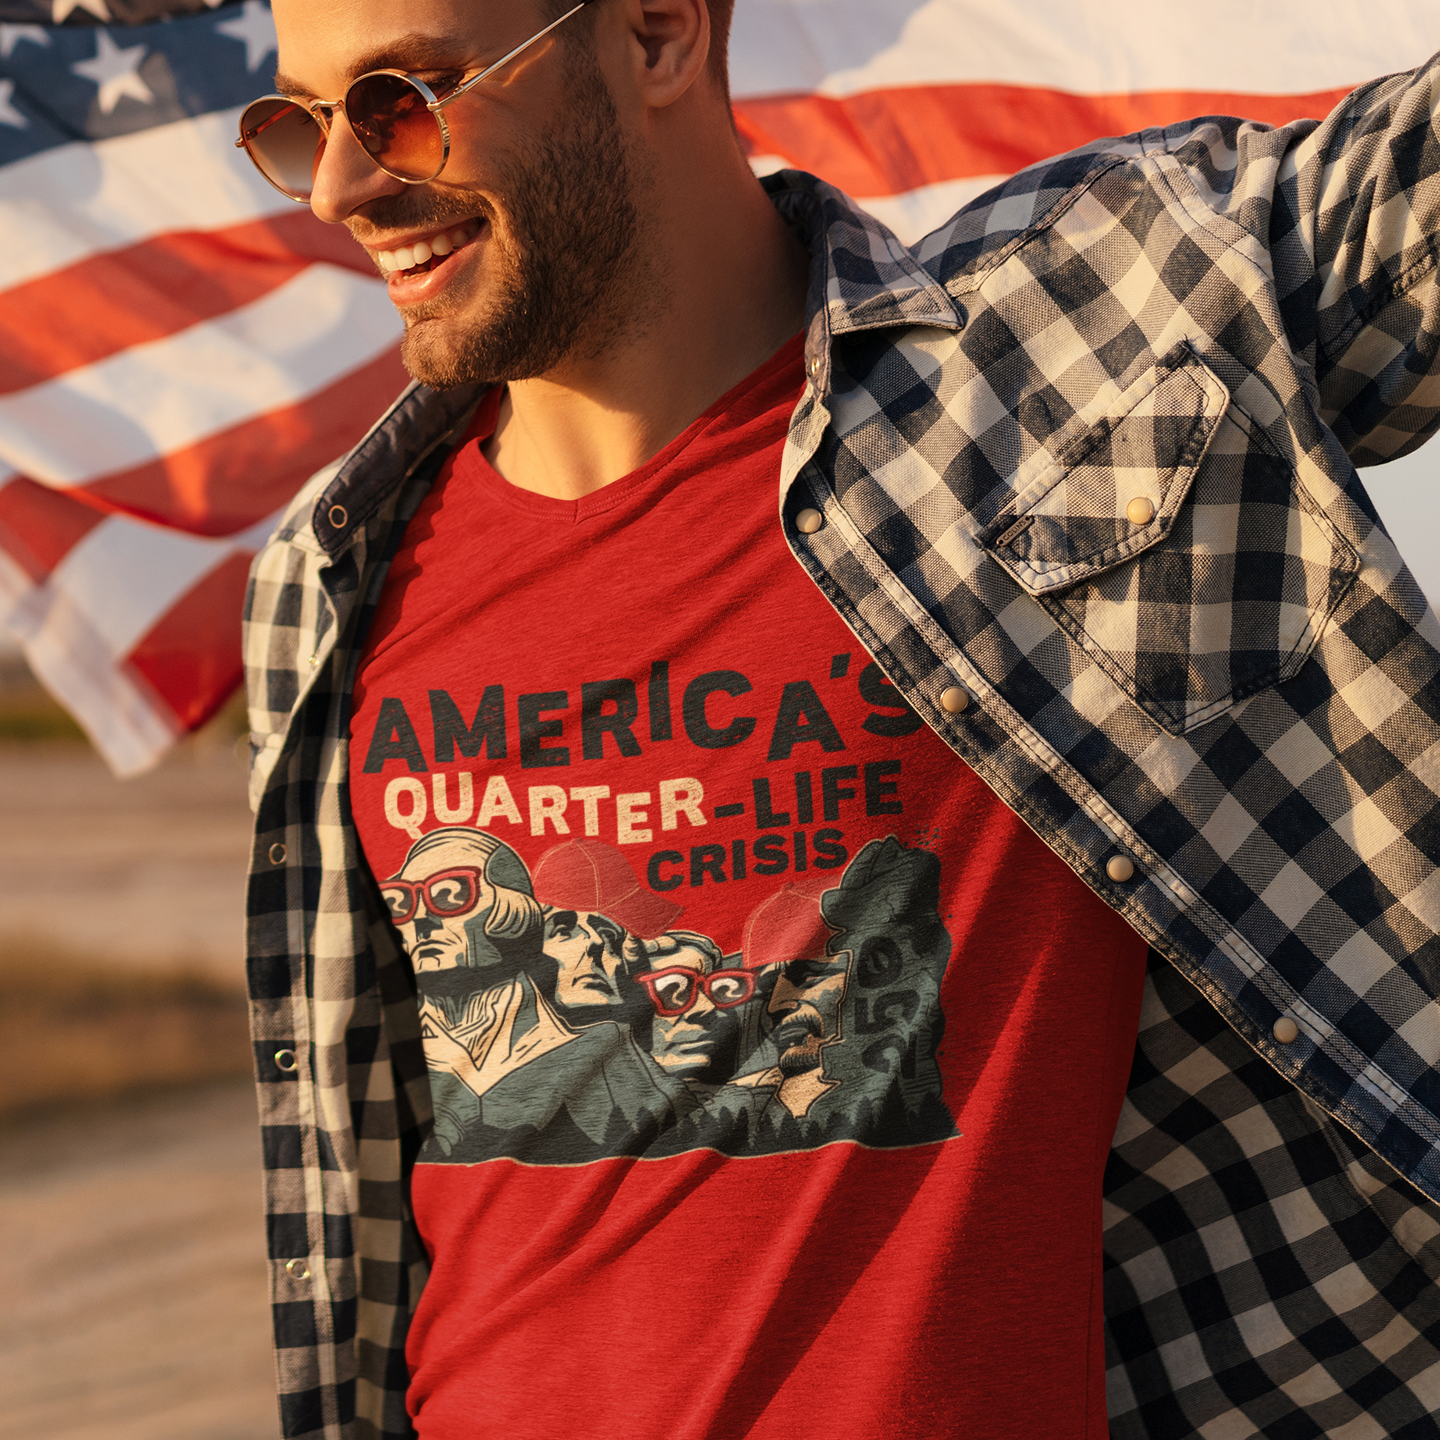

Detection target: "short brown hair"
[705, 0, 735, 98]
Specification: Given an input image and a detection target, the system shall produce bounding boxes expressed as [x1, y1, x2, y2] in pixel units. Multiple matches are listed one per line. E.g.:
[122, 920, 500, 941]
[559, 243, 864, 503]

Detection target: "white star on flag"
[0, 77, 25, 128]
[51, 0, 110, 20]
[215, 0, 276, 73]
[0, 24, 51, 59]
[71, 30, 154, 115]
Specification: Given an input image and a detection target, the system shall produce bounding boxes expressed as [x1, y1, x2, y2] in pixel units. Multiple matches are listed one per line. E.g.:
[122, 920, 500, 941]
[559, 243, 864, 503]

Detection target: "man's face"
[543, 909, 630, 1015]
[387, 837, 497, 972]
[270, 0, 649, 388]
[766, 953, 850, 1078]
[645, 945, 743, 1082]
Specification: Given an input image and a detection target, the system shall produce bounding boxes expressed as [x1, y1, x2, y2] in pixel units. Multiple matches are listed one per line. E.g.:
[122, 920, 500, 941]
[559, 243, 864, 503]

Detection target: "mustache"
[346, 191, 496, 245]
[772, 1006, 825, 1041]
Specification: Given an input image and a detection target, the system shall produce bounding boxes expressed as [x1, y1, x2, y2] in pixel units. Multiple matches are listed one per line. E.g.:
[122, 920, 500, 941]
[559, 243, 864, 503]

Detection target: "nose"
[768, 978, 800, 1015]
[308, 108, 410, 225]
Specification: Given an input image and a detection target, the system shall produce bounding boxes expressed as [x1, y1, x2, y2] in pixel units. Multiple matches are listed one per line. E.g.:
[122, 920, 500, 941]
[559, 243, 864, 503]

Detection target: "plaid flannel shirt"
[244, 53, 1440, 1440]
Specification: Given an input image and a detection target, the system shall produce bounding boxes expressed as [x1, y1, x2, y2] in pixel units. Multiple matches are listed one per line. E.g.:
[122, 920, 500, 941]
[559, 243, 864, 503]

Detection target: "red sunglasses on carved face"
[234, 1, 589, 202]
[381, 867, 485, 926]
[634, 967, 757, 1018]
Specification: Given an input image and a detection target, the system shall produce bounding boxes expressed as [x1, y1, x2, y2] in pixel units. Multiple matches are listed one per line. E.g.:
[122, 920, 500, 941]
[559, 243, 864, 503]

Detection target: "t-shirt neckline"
[451, 332, 805, 526]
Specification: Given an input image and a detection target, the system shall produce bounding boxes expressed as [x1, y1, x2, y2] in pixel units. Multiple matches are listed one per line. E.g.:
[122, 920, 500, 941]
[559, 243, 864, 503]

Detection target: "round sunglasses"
[235, 1, 589, 202]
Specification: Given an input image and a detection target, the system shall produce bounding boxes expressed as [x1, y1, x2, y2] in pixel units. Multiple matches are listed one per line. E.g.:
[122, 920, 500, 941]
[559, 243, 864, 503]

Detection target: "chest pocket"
[982, 343, 1359, 735]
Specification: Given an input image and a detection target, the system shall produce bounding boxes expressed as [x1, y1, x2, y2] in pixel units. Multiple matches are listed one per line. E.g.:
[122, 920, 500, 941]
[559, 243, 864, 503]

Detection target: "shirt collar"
[761, 169, 964, 396]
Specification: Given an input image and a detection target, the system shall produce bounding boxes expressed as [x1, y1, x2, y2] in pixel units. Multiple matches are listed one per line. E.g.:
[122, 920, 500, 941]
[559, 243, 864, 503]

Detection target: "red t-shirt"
[350, 335, 1148, 1440]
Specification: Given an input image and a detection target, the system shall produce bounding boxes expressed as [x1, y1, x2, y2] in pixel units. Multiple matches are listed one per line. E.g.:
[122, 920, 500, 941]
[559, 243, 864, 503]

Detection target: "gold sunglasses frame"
[235, 1, 589, 202]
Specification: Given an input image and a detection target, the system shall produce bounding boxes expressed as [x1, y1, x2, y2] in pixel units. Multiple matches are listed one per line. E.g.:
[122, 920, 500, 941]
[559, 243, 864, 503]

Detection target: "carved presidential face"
[641, 940, 747, 1083]
[383, 836, 500, 972]
[765, 952, 851, 1078]
[542, 908, 633, 1016]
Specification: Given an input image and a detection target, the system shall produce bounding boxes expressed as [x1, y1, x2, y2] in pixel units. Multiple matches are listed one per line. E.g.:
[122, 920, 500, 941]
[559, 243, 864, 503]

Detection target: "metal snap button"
[1272, 1016, 1299, 1045]
[1125, 497, 1155, 526]
[328, 504, 348, 529]
[939, 686, 970, 714]
[274, 1049, 299, 1073]
[795, 508, 824, 535]
[285, 1257, 311, 1280]
[268, 842, 286, 865]
[1106, 855, 1136, 883]
[808, 354, 821, 378]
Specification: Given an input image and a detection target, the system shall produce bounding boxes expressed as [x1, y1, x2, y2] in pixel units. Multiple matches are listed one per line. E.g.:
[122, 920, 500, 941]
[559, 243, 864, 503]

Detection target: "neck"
[483, 132, 810, 501]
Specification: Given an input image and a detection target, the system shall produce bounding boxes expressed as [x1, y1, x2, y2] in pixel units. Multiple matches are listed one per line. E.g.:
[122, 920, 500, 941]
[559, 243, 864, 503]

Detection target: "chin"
[399, 322, 481, 391]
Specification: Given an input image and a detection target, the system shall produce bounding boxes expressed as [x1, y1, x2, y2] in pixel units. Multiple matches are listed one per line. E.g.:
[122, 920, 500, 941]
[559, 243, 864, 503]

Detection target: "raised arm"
[1266, 55, 1440, 463]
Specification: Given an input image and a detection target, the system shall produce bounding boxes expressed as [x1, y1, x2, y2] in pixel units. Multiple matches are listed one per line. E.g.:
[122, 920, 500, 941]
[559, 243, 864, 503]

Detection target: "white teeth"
[377, 223, 480, 276]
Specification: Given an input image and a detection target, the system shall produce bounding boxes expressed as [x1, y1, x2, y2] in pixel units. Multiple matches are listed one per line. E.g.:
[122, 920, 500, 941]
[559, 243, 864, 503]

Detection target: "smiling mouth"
[375, 220, 484, 279]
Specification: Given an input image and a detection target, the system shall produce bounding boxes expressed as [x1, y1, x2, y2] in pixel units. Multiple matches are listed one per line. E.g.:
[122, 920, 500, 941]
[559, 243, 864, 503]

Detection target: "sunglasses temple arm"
[434, 0, 589, 112]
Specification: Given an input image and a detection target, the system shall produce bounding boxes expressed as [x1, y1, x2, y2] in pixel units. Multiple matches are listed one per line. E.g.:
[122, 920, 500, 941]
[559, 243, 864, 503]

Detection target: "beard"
[772, 1008, 826, 1077]
[356, 58, 650, 390]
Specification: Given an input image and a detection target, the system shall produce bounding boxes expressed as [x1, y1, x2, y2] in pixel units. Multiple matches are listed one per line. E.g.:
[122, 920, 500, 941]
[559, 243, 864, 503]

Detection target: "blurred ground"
[0, 1083, 275, 1440]
[0, 659, 253, 982]
[0, 658, 276, 1438]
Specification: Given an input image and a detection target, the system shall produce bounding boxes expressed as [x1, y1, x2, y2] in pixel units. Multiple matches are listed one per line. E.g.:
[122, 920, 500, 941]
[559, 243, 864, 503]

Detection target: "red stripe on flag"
[0, 476, 107, 582]
[0, 211, 375, 395]
[71, 344, 411, 536]
[733, 83, 1353, 197]
[124, 550, 252, 734]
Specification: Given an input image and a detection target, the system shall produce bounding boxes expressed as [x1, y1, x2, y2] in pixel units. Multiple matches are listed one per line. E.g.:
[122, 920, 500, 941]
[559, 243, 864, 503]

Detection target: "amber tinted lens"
[240, 97, 324, 199]
[345, 73, 444, 181]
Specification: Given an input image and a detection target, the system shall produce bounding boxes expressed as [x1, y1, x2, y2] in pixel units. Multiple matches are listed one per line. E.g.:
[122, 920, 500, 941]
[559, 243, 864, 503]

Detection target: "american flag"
[0, 0, 1433, 774]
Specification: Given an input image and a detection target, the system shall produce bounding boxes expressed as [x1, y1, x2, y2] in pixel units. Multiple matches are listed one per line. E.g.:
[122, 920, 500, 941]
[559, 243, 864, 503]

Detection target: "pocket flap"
[983, 344, 1231, 594]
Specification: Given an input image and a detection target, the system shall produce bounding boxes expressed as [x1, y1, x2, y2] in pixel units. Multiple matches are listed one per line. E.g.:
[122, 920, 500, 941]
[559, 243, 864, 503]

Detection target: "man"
[536, 905, 644, 1025]
[382, 827, 545, 976]
[382, 828, 580, 1156]
[711, 840, 955, 1141]
[239, 0, 1440, 1435]
[633, 929, 744, 1081]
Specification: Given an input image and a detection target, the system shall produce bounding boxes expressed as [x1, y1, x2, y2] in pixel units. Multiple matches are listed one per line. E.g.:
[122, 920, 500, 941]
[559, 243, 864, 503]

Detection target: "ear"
[614, 0, 711, 109]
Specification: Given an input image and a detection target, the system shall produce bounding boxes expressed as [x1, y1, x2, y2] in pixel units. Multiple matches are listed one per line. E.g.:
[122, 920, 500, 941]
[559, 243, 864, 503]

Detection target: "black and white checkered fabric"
[243, 54, 1440, 1440]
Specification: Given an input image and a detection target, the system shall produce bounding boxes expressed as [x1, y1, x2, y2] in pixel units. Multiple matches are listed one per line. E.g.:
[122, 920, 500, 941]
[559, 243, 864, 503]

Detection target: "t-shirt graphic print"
[380, 824, 954, 1166]
[349, 336, 1149, 1440]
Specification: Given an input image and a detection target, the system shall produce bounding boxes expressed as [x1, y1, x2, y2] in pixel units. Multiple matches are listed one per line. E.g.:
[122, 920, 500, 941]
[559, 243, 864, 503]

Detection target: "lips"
[372, 219, 483, 278]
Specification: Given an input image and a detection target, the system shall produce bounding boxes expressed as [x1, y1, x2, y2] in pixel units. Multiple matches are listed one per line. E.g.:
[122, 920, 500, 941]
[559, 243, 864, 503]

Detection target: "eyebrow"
[273, 34, 479, 99]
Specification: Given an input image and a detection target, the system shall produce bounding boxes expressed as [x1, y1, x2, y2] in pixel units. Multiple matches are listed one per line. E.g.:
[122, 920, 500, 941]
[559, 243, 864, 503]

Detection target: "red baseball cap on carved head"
[740, 876, 839, 971]
[532, 839, 685, 939]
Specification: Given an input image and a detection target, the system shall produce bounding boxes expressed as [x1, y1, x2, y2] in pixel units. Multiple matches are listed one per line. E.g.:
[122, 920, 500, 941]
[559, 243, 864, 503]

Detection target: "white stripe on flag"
[729, 0, 1434, 100]
[0, 106, 291, 291]
[0, 265, 401, 487]
[46, 514, 244, 659]
[11, 583, 183, 776]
